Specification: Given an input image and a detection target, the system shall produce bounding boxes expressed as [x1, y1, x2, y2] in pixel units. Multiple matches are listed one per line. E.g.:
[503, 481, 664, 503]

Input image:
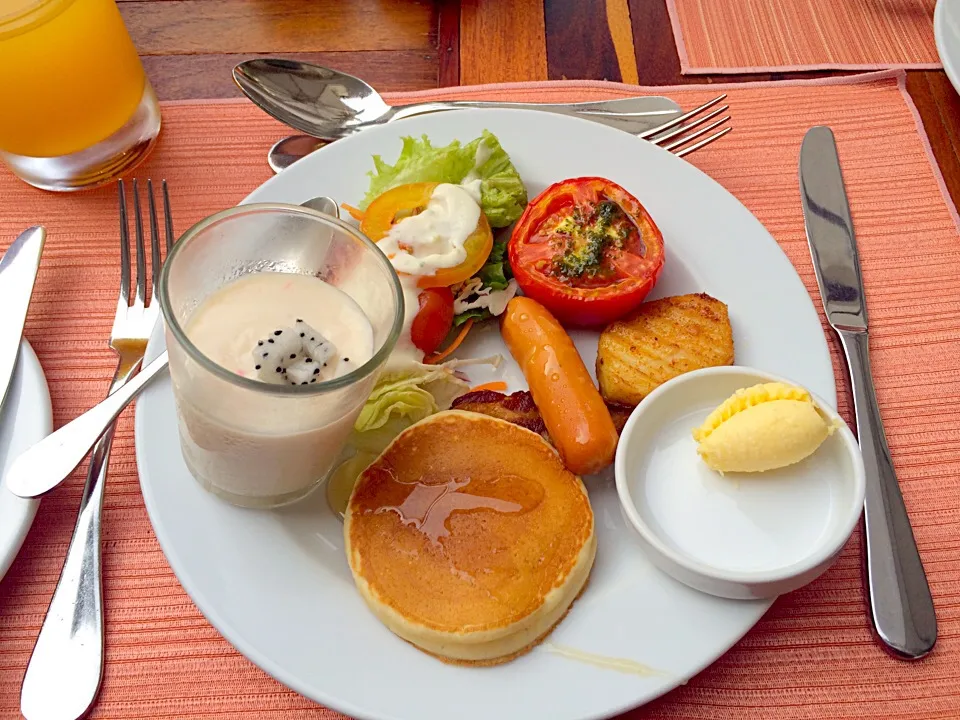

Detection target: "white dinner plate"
[936, 0, 960, 96]
[0, 340, 53, 581]
[135, 109, 835, 720]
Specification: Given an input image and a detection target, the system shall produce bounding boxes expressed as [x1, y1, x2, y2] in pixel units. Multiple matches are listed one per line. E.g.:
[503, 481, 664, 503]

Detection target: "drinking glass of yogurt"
[159, 204, 403, 508]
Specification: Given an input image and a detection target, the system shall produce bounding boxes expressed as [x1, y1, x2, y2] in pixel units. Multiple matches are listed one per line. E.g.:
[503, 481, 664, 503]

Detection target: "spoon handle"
[5, 351, 169, 499]
[389, 99, 681, 134]
[19, 425, 112, 720]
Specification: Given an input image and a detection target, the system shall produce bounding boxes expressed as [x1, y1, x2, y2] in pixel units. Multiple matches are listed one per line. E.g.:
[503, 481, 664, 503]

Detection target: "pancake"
[344, 410, 596, 665]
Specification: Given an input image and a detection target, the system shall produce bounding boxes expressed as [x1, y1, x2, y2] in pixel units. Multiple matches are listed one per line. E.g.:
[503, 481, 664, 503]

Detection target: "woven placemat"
[0, 70, 958, 719]
[667, 0, 941, 74]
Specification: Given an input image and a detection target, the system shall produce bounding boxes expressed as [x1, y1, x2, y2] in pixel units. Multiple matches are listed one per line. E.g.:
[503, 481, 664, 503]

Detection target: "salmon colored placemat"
[667, 0, 941, 74]
[1, 71, 959, 719]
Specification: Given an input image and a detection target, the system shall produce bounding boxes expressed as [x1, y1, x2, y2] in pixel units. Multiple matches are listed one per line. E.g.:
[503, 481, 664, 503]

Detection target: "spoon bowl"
[234, 59, 683, 141]
[268, 135, 328, 173]
[235, 60, 395, 140]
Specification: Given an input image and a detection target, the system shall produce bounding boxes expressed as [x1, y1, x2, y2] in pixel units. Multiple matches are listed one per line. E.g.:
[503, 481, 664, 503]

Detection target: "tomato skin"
[410, 287, 455, 354]
[360, 182, 493, 289]
[508, 177, 665, 327]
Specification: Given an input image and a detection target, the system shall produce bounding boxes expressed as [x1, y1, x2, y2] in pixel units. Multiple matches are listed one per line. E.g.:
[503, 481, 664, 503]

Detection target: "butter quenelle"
[693, 382, 837, 473]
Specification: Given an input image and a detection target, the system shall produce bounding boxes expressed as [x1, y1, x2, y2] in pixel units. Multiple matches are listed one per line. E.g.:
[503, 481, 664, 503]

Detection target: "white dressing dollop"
[378, 183, 481, 276]
[462, 139, 493, 185]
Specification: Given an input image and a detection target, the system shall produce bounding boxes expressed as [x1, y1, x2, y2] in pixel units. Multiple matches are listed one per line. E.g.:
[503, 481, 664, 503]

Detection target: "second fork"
[265, 94, 732, 173]
[19, 179, 173, 720]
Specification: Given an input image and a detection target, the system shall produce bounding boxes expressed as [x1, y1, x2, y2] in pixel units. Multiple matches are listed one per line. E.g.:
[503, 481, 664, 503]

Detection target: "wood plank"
[628, 0, 685, 85]
[460, 0, 547, 84]
[437, 0, 460, 87]
[908, 72, 960, 210]
[120, 0, 437, 55]
[143, 52, 439, 101]
[606, 0, 639, 85]
[544, 0, 622, 81]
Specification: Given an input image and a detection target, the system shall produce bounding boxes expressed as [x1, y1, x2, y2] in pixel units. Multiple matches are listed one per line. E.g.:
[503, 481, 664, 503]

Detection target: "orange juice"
[0, 0, 146, 157]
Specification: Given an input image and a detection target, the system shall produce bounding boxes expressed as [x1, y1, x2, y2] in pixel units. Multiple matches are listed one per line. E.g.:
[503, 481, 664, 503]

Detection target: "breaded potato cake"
[596, 293, 734, 406]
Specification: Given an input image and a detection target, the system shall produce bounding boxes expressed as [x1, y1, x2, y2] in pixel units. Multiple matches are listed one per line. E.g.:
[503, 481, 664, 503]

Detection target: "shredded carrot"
[469, 381, 508, 393]
[341, 203, 365, 221]
[425, 319, 474, 365]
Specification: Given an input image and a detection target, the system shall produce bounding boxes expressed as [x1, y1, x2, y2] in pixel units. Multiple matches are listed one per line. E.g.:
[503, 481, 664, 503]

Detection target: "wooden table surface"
[122, 0, 960, 211]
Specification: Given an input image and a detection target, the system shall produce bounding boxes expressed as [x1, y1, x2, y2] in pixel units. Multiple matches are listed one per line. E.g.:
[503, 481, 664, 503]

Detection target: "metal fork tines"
[20, 179, 173, 720]
[642, 94, 732, 158]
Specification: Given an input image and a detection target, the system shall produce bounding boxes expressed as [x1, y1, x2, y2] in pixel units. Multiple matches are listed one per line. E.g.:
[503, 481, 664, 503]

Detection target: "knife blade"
[800, 126, 937, 659]
[0, 226, 45, 413]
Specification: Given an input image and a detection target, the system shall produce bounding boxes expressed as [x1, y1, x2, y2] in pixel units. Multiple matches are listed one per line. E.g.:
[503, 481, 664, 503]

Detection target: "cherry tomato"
[410, 287, 455, 354]
[507, 177, 665, 327]
[360, 182, 493, 289]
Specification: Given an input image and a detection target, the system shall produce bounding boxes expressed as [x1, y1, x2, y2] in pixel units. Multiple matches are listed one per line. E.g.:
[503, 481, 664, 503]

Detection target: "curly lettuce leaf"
[474, 233, 512, 290]
[360, 131, 527, 228]
[453, 307, 491, 327]
[353, 366, 467, 440]
[360, 135, 476, 210]
[465, 132, 527, 228]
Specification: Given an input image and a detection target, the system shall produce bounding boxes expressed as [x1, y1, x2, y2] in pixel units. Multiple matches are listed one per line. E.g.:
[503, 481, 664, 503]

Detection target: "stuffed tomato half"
[507, 177, 665, 327]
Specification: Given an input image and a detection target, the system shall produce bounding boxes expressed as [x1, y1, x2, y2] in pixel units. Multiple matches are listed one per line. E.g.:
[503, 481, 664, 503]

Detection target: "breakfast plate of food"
[135, 109, 855, 720]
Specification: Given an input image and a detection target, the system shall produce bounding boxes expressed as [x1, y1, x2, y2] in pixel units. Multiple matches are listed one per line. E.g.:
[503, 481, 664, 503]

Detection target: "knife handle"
[836, 329, 937, 659]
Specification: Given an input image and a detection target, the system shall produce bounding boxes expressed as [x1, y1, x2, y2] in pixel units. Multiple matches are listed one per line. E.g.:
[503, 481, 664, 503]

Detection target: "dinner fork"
[20, 179, 173, 720]
[265, 94, 731, 172]
[640, 94, 731, 157]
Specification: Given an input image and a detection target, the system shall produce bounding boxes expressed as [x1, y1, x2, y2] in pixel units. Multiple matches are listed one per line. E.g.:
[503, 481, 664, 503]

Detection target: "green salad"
[347, 130, 524, 459]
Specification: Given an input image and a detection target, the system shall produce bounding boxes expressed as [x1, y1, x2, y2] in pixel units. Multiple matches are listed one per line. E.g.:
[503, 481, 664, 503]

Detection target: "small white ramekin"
[615, 366, 865, 600]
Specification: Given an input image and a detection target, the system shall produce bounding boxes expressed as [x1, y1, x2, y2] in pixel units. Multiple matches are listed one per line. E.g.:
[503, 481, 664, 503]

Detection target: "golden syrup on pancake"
[361, 467, 545, 545]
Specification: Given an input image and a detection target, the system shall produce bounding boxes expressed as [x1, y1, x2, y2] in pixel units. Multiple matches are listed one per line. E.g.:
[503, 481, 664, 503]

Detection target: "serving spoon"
[6, 197, 341, 500]
[233, 59, 682, 141]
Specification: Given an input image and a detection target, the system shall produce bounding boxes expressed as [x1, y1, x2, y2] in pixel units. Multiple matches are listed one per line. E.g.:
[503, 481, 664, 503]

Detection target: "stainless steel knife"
[799, 126, 937, 659]
[0, 226, 45, 413]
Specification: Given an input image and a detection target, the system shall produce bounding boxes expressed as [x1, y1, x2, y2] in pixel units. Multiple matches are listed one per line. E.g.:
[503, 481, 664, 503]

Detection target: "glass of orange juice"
[0, 0, 161, 191]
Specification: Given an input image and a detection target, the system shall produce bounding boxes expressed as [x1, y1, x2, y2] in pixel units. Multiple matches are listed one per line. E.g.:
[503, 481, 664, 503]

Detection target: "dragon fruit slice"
[249, 321, 339, 386]
[251, 327, 301, 383]
[295, 319, 336, 366]
[286, 356, 323, 386]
